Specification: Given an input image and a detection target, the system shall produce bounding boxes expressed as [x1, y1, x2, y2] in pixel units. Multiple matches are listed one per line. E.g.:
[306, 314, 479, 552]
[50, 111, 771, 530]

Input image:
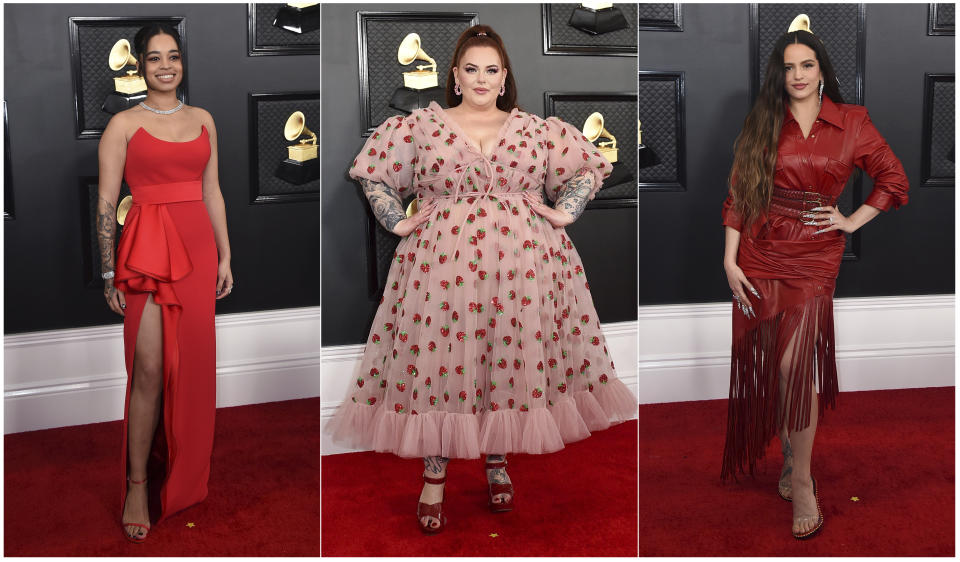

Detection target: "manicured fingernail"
[750, 288, 760, 298]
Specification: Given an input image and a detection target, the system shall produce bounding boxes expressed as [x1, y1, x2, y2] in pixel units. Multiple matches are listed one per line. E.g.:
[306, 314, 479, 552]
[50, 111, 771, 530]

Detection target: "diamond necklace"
[139, 100, 184, 115]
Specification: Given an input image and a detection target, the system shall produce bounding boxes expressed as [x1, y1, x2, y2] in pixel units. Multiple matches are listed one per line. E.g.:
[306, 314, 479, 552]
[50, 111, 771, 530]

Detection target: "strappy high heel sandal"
[485, 458, 514, 513]
[417, 473, 447, 534]
[792, 476, 823, 540]
[122, 477, 151, 543]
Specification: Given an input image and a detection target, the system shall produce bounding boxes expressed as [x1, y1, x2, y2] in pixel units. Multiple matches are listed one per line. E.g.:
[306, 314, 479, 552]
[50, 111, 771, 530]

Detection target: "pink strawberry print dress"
[329, 101, 636, 458]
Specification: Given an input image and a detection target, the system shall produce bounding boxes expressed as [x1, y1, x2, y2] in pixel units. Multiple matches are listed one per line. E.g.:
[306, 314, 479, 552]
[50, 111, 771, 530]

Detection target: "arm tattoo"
[423, 456, 449, 475]
[360, 178, 406, 233]
[554, 167, 595, 221]
[96, 196, 117, 295]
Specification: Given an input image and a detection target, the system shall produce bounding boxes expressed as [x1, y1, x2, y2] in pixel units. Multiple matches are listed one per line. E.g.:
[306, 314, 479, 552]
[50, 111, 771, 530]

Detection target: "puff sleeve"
[348, 114, 418, 196]
[854, 112, 909, 212]
[543, 117, 612, 203]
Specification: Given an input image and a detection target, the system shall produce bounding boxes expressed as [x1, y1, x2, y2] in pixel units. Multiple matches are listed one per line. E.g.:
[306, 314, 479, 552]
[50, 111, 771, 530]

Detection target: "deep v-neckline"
[430, 102, 517, 160]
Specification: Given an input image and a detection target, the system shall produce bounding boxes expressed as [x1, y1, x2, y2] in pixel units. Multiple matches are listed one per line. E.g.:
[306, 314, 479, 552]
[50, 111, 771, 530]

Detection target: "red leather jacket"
[722, 96, 909, 232]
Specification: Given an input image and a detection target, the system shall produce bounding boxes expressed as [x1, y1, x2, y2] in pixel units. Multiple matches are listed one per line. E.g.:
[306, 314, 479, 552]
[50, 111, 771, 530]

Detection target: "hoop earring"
[499, 83, 505, 97]
[454, 83, 462, 96]
[818, 80, 823, 105]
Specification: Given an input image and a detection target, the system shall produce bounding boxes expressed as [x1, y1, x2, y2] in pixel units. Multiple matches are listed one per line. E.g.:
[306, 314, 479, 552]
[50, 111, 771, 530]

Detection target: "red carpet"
[5, 398, 320, 556]
[321, 419, 638, 556]
[639, 387, 954, 556]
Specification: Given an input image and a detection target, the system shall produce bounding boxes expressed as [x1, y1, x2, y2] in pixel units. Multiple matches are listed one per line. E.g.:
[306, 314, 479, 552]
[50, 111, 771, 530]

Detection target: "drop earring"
[454, 83, 462, 96]
[499, 83, 505, 96]
[818, 79, 823, 105]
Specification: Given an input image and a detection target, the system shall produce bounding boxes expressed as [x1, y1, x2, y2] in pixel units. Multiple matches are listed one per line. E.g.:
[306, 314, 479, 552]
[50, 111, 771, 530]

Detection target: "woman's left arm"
[199, 110, 234, 299]
[524, 166, 596, 228]
[808, 110, 909, 235]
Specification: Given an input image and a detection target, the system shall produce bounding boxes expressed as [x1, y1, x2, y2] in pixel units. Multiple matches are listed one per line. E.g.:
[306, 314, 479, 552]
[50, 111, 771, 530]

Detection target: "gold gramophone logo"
[398, 33, 438, 90]
[284, 110, 317, 162]
[108, 39, 147, 94]
[583, 112, 618, 163]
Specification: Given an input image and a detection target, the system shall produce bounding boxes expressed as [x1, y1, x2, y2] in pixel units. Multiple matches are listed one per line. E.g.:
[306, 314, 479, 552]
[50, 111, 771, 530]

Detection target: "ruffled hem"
[327, 385, 636, 459]
[592, 377, 637, 424]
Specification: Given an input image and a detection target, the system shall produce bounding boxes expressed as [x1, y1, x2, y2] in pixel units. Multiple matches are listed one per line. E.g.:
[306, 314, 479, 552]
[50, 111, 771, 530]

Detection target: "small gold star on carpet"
[850, 497, 860, 502]
[186, 522, 196, 528]
[489, 533, 499, 538]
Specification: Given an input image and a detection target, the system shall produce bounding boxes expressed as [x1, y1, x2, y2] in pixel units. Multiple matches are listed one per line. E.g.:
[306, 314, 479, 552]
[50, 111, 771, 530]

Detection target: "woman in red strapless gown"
[97, 25, 233, 542]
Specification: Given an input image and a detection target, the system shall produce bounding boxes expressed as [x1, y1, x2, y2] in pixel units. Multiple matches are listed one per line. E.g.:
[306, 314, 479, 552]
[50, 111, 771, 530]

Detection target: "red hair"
[444, 24, 518, 111]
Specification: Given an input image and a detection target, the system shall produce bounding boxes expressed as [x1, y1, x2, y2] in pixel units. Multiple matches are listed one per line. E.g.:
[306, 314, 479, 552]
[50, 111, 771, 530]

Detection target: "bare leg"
[778, 420, 793, 500]
[485, 454, 513, 504]
[419, 456, 448, 530]
[779, 330, 820, 536]
[122, 295, 163, 540]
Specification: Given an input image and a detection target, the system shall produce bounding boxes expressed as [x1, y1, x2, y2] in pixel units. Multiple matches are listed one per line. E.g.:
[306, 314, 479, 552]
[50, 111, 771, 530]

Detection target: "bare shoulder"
[102, 108, 138, 144]
[187, 105, 216, 132]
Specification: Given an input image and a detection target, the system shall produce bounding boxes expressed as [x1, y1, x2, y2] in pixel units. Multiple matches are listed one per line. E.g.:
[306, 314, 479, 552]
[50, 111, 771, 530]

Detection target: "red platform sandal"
[485, 458, 514, 513]
[417, 473, 447, 534]
[121, 477, 151, 543]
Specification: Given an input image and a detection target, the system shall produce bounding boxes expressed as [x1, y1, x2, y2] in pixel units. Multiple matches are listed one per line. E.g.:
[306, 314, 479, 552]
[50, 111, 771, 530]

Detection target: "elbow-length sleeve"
[348, 114, 417, 195]
[542, 117, 612, 202]
[854, 112, 909, 212]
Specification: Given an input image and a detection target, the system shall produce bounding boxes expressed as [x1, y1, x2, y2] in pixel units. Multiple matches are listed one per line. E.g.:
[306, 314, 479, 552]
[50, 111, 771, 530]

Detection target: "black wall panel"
[3, 4, 320, 334]
[637, 3, 955, 305]
[321, 3, 638, 346]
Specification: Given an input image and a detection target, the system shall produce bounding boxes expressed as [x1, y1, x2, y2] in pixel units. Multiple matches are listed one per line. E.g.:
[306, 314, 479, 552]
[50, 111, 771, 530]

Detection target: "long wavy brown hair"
[444, 25, 518, 111]
[729, 30, 844, 227]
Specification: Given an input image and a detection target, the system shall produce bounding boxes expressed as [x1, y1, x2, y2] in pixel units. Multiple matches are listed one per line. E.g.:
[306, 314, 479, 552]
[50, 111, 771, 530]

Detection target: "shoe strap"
[128, 477, 147, 485]
[485, 460, 508, 469]
[423, 474, 446, 485]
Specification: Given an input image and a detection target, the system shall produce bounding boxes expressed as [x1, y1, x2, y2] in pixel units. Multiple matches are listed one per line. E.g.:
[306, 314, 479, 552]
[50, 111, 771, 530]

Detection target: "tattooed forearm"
[423, 456, 449, 475]
[96, 196, 117, 274]
[360, 178, 406, 233]
[554, 167, 594, 221]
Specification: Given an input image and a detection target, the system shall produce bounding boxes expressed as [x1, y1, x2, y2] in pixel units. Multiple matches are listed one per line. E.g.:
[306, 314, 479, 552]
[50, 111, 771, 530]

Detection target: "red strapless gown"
[115, 124, 217, 521]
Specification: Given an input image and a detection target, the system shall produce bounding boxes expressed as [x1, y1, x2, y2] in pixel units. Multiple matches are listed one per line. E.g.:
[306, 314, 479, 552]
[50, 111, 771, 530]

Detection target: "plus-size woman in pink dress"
[328, 25, 636, 533]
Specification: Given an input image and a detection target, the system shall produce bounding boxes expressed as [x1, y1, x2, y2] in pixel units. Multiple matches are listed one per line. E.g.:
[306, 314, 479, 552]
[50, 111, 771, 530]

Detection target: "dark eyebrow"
[463, 63, 499, 69]
[785, 59, 816, 65]
[145, 49, 180, 56]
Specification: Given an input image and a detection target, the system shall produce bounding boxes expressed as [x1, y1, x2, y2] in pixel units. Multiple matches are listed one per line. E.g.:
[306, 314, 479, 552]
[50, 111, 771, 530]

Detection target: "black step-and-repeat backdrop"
[4, 4, 320, 334]
[321, 3, 638, 346]
[638, 3, 954, 305]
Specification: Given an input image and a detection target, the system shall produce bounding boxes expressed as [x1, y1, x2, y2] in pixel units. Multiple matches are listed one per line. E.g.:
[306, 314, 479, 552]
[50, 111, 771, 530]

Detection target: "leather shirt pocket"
[823, 158, 852, 185]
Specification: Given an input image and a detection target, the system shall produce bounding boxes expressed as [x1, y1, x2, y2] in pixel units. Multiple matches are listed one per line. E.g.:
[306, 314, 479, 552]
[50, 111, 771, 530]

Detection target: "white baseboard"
[638, 295, 955, 404]
[4, 306, 321, 434]
[320, 320, 639, 456]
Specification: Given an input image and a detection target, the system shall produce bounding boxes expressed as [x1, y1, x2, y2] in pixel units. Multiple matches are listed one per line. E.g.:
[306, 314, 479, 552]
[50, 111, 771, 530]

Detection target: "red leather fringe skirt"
[720, 216, 845, 480]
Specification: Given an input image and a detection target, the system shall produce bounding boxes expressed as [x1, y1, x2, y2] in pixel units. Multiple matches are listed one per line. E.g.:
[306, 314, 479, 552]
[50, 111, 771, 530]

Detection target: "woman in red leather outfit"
[720, 15, 908, 539]
[97, 24, 234, 542]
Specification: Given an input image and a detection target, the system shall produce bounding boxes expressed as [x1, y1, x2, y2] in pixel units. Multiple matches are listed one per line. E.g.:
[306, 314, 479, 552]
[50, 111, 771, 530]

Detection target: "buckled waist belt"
[769, 187, 837, 219]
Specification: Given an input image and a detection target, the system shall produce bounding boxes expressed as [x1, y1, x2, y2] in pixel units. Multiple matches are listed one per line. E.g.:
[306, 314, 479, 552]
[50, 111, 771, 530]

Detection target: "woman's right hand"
[391, 200, 438, 237]
[104, 279, 126, 316]
[724, 261, 760, 319]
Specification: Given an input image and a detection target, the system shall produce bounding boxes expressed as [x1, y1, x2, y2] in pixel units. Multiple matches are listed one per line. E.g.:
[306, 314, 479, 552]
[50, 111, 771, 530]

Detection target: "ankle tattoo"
[423, 456, 449, 475]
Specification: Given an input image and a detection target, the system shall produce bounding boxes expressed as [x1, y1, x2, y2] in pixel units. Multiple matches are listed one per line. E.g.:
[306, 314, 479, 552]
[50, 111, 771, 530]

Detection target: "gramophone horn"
[583, 112, 616, 149]
[116, 195, 133, 225]
[108, 39, 138, 71]
[397, 33, 435, 68]
[583, 112, 605, 143]
[284, 111, 305, 141]
[284, 111, 317, 145]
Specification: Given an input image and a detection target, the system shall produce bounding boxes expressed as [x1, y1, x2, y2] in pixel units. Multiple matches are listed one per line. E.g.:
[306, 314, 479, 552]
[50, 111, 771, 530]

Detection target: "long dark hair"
[132, 23, 186, 94]
[728, 29, 843, 227]
[444, 25, 518, 111]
